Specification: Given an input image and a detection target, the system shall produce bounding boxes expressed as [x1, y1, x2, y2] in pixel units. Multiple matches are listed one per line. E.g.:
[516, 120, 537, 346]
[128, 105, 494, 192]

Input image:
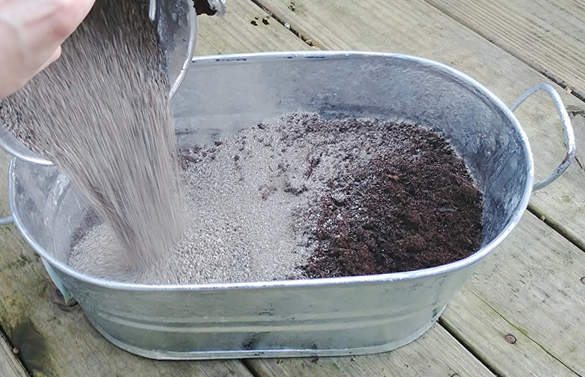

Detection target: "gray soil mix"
[68, 112, 483, 284]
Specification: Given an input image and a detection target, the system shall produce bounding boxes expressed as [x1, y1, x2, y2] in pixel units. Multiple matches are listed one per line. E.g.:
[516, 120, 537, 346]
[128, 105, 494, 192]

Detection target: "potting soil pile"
[0, 0, 185, 279]
[69, 112, 484, 284]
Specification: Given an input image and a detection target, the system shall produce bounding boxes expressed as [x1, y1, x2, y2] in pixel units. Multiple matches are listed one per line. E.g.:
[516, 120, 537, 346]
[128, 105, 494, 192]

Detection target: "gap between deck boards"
[248, 0, 318, 48]
[0, 328, 29, 377]
[422, 0, 585, 104]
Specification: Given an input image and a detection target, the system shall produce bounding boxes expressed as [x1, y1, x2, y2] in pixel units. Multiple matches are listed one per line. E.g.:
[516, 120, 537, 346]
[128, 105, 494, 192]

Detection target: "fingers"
[0, 0, 96, 98]
[41, 0, 96, 39]
[22, 0, 96, 50]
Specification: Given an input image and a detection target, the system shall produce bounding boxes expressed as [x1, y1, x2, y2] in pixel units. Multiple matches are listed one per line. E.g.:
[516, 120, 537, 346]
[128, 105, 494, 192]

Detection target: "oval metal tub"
[7, 51, 575, 359]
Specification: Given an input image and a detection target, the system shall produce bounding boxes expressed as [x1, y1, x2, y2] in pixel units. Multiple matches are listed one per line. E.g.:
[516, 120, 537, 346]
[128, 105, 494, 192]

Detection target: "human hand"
[0, 0, 95, 99]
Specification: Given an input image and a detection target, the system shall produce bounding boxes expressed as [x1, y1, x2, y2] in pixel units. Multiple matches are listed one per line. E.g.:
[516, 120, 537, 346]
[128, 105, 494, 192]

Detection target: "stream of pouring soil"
[0, 0, 185, 278]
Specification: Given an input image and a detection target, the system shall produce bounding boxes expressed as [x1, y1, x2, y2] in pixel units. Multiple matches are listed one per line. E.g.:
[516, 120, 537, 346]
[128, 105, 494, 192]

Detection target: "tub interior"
[10, 53, 532, 272]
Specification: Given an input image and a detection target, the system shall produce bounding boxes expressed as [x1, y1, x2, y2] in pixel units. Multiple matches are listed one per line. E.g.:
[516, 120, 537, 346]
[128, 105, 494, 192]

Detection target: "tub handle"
[0, 215, 12, 225]
[509, 83, 576, 191]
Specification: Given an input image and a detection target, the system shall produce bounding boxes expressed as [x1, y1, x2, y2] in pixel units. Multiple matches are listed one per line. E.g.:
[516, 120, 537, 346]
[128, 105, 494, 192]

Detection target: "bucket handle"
[509, 83, 576, 191]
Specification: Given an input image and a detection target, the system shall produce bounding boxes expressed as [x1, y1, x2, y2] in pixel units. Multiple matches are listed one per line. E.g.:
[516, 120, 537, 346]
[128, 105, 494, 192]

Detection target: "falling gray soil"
[0, 0, 185, 272]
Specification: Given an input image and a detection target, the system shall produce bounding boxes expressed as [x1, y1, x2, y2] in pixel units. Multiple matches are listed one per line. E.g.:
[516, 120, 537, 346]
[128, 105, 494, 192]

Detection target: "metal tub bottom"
[9, 51, 537, 359]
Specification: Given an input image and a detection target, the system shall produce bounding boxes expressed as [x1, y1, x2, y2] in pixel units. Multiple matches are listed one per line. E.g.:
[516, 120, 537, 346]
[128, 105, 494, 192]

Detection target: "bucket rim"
[9, 51, 535, 291]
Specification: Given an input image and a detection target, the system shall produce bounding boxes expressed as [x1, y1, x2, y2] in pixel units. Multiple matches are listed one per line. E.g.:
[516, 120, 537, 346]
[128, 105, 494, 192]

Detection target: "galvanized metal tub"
[6, 52, 575, 359]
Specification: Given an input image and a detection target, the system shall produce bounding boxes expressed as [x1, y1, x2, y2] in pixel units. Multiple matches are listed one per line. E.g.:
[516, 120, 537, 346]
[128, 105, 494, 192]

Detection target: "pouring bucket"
[5, 52, 575, 359]
[0, 0, 198, 166]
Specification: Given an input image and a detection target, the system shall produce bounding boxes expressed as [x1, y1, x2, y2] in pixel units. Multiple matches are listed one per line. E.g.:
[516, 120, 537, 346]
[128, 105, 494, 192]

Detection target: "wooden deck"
[1, 0, 585, 376]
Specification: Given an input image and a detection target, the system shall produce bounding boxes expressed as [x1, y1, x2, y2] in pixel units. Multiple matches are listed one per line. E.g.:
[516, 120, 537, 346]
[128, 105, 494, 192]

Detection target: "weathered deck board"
[0, 331, 28, 377]
[442, 286, 580, 377]
[254, 0, 585, 249]
[247, 325, 495, 377]
[195, 0, 311, 55]
[442, 212, 585, 376]
[424, 0, 585, 99]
